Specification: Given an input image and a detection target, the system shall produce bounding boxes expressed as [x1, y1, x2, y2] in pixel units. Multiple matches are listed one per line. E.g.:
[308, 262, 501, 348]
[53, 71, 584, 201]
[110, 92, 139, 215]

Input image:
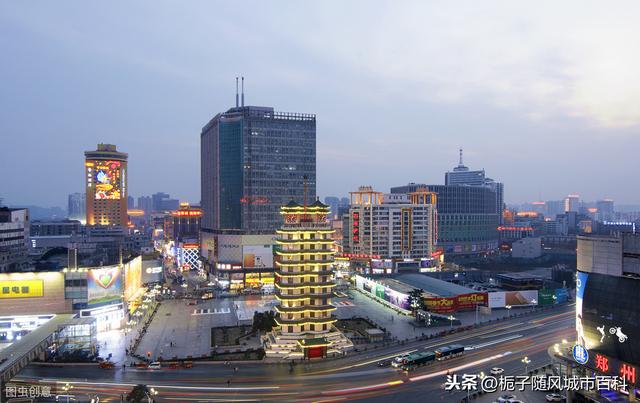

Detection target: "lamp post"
[521, 356, 531, 375]
[448, 315, 455, 329]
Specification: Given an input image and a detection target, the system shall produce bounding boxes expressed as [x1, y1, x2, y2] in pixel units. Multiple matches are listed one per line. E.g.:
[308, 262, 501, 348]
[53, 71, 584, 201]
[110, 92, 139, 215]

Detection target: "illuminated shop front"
[0, 314, 55, 342]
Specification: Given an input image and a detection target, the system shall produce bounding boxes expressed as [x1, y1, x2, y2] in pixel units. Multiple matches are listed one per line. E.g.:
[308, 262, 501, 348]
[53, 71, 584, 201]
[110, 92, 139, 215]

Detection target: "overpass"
[0, 314, 76, 399]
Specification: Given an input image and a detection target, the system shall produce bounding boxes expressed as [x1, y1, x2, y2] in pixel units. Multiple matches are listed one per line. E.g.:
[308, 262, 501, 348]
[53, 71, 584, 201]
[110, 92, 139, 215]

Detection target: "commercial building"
[169, 203, 202, 242]
[84, 144, 128, 227]
[67, 193, 86, 223]
[564, 194, 580, 213]
[444, 149, 504, 224]
[353, 273, 488, 314]
[596, 199, 615, 221]
[0, 207, 30, 272]
[342, 186, 436, 261]
[574, 233, 640, 393]
[264, 200, 352, 359]
[392, 184, 500, 256]
[200, 91, 316, 233]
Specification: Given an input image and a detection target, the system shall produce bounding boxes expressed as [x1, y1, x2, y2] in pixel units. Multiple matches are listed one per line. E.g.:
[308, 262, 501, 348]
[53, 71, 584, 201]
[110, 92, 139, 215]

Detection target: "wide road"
[12, 305, 575, 402]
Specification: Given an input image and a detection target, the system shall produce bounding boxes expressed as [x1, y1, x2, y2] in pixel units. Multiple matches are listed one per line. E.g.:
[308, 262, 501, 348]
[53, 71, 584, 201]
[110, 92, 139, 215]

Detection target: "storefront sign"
[0, 280, 44, 298]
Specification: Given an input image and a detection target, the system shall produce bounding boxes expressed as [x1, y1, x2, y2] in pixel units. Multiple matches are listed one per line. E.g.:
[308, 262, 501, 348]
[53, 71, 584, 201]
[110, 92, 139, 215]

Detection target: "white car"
[148, 361, 162, 369]
[391, 355, 409, 368]
[545, 394, 563, 402]
[490, 367, 505, 375]
[497, 394, 516, 402]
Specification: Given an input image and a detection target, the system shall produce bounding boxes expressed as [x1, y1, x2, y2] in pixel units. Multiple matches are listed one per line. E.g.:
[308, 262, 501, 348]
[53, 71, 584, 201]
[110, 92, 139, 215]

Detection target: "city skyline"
[2, 1, 640, 207]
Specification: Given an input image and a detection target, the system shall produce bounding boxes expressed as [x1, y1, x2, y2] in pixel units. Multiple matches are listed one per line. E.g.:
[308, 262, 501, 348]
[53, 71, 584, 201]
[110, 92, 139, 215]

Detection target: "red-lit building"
[169, 203, 202, 242]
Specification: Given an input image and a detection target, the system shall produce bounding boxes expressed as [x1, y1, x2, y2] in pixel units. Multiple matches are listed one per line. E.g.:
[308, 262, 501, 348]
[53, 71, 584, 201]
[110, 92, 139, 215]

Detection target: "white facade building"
[511, 237, 542, 258]
[343, 186, 436, 260]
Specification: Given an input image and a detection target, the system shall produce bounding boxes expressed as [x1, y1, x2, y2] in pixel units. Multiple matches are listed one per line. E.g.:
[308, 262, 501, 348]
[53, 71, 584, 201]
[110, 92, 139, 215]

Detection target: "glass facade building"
[201, 106, 316, 233]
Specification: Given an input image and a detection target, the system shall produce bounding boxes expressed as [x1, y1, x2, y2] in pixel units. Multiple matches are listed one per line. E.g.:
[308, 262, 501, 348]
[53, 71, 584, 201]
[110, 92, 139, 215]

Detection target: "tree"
[126, 384, 149, 403]
[252, 311, 277, 332]
[408, 288, 425, 314]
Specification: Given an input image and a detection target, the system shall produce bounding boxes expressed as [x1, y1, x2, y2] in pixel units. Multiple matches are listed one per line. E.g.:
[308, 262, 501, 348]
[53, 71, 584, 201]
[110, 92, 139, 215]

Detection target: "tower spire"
[241, 76, 245, 107]
[459, 147, 463, 166]
[235, 77, 239, 107]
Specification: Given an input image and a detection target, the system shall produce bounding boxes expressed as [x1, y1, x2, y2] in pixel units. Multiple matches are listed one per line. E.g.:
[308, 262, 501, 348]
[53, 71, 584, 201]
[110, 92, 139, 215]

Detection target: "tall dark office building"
[391, 184, 500, 256]
[201, 83, 316, 233]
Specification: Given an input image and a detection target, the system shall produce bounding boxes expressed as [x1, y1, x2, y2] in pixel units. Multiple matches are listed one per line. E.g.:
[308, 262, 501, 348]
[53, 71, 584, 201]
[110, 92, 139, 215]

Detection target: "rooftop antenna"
[459, 147, 464, 166]
[235, 77, 239, 107]
[241, 76, 245, 107]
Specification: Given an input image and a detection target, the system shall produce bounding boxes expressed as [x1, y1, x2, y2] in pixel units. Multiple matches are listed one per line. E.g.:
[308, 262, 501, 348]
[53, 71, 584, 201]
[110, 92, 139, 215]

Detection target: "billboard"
[488, 290, 538, 308]
[0, 279, 43, 298]
[538, 289, 556, 306]
[93, 160, 122, 200]
[123, 256, 142, 302]
[88, 266, 123, 308]
[242, 245, 274, 268]
[425, 293, 488, 314]
[578, 271, 640, 366]
[354, 275, 410, 310]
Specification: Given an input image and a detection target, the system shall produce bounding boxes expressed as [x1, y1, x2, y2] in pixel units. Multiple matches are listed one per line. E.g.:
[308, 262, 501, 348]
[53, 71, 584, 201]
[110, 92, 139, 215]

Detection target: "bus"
[401, 351, 436, 371]
[391, 354, 410, 368]
[435, 344, 465, 361]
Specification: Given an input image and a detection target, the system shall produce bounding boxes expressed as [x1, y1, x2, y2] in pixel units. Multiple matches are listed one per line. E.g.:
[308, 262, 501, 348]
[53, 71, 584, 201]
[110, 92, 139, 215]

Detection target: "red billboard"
[425, 292, 488, 314]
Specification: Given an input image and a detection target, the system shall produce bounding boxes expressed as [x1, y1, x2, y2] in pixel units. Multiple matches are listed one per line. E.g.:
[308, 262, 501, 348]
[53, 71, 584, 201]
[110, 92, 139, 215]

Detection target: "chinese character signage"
[573, 344, 589, 365]
[0, 279, 44, 298]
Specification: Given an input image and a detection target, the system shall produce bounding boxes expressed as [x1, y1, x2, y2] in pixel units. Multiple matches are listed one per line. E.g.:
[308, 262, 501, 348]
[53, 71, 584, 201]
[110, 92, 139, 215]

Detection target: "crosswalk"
[192, 308, 231, 315]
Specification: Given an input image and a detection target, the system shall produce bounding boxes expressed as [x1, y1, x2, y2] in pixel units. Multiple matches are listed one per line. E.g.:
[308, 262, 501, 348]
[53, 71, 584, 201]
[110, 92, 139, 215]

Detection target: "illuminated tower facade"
[84, 144, 128, 226]
[265, 199, 352, 359]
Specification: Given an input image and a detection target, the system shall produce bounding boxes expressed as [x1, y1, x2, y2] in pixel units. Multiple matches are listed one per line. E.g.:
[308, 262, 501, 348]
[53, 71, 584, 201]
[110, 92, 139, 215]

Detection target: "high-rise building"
[136, 196, 152, 216]
[392, 184, 500, 256]
[263, 199, 352, 359]
[85, 144, 128, 226]
[342, 186, 436, 260]
[564, 194, 580, 213]
[127, 195, 135, 209]
[445, 149, 504, 223]
[68, 192, 86, 223]
[170, 203, 202, 242]
[201, 90, 316, 233]
[596, 199, 615, 221]
[0, 207, 30, 272]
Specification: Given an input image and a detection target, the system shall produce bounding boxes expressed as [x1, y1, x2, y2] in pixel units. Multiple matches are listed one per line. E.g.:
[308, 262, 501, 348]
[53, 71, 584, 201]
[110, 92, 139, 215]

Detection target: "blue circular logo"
[573, 344, 589, 365]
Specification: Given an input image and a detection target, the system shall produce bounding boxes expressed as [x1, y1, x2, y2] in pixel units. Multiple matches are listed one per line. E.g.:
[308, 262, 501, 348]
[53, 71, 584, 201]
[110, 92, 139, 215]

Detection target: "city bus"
[434, 344, 465, 361]
[401, 351, 436, 371]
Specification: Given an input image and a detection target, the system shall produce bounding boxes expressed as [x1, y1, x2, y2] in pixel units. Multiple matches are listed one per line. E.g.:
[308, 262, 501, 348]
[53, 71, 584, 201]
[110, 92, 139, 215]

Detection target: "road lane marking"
[466, 334, 523, 350]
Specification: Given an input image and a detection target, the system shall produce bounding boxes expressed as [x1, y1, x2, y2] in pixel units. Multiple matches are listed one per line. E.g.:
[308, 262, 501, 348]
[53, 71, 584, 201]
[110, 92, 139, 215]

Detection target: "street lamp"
[448, 315, 455, 329]
[562, 339, 568, 345]
[62, 383, 73, 403]
[522, 356, 531, 374]
[146, 387, 158, 403]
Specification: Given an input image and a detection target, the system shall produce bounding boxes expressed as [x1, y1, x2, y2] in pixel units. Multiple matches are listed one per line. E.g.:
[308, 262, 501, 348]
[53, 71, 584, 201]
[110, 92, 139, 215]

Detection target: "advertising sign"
[488, 292, 506, 308]
[538, 289, 556, 306]
[242, 245, 273, 268]
[94, 160, 122, 200]
[573, 344, 589, 365]
[0, 279, 44, 298]
[425, 297, 457, 314]
[375, 284, 385, 299]
[555, 288, 569, 304]
[123, 257, 142, 302]
[88, 266, 123, 308]
[426, 293, 487, 313]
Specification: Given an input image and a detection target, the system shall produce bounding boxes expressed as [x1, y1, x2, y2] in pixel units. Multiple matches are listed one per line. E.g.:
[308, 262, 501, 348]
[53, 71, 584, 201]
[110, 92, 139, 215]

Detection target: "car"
[391, 354, 409, 368]
[490, 367, 505, 375]
[497, 394, 516, 402]
[377, 359, 393, 367]
[545, 394, 563, 402]
[148, 361, 162, 369]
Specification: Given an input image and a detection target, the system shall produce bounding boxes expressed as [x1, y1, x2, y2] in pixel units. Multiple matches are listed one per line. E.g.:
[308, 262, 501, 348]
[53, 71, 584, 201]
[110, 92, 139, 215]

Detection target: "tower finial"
[459, 147, 463, 166]
[241, 76, 245, 107]
[235, 77, 239, 107]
